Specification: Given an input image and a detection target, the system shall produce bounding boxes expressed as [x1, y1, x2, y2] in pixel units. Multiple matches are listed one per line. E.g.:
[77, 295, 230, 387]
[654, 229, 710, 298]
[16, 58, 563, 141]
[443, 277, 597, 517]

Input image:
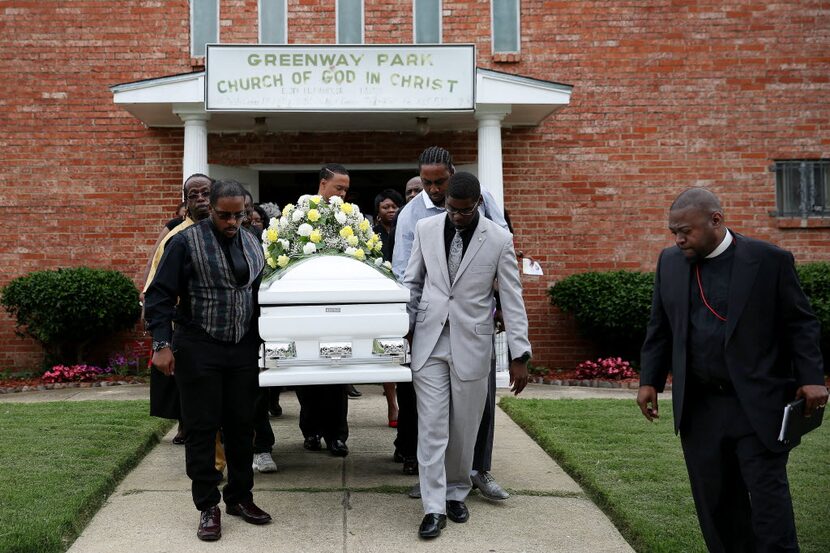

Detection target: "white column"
[176, 110, 210, 181]
[474, 105, 510, 210]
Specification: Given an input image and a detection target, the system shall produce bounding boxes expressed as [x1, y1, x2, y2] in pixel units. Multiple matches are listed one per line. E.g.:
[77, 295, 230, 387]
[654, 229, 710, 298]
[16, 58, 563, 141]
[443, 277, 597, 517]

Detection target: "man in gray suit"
[403, 172, 531, 539]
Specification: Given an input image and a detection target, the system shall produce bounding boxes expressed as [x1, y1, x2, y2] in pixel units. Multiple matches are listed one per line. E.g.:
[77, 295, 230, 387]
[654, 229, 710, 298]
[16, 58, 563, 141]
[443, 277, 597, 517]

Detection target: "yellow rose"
[310, 195, 322, 205]
[282, 203, 294, 217]
[266, 228, 278, 242]
[358, 219, 370, 232]
[339, 226, 354, 238]
[266, 256, 277, 268]
[354, 248, 366, 261]
[341, 203, 353, 215]
[277, 255, 290, 268]
[307, 209, 320, 222]
[310, 229, 322, 243]
[366, 237, 376, 250]
[374, 240, 383, 253]
[347, 235, 359, 247]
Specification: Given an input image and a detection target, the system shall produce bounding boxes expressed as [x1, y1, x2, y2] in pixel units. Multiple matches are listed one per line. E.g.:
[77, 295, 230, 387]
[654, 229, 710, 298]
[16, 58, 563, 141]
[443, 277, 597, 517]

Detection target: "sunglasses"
[214, 210, 246, 221]
[186, 190, 211, 200]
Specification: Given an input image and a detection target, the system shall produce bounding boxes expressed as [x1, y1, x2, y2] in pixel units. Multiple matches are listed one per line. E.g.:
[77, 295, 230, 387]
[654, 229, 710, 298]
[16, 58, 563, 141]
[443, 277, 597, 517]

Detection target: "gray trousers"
[413, 326, 489, 515]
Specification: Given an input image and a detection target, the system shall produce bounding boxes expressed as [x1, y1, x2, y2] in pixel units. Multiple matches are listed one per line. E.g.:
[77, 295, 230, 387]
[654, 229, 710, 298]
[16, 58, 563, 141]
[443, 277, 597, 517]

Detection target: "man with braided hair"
[392, 146, 513, 501]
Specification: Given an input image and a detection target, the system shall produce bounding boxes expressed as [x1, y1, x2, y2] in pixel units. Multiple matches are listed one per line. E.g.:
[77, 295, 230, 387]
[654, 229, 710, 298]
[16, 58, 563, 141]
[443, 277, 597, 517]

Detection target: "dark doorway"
[259, 169, 416, 221]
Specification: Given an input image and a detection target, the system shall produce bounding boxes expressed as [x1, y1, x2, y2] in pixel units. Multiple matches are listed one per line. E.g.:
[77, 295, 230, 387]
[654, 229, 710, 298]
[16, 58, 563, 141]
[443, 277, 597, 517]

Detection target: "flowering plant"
[575, 357, 637, 380]
[42, 364, 113, 384]
[107, 352, 139, 376]
[261, 194, 392, 280]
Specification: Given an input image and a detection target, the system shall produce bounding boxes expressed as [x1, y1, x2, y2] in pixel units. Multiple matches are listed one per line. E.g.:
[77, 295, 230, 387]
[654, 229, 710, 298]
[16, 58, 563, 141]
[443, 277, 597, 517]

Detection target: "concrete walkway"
[3, 384, 637, 552]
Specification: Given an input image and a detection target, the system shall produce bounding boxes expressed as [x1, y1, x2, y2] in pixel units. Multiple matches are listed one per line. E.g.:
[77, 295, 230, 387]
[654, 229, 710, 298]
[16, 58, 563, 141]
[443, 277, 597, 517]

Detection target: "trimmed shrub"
[797, 262, 830, 365]
[1, 267, 141, 366]
[550, 262, 830, 371]
[548, 270, 654, 361]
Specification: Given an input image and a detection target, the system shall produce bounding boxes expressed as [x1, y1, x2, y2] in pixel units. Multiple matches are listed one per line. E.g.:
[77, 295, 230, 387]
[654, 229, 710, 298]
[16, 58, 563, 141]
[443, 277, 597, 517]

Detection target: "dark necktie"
[228, 239, 248, 285]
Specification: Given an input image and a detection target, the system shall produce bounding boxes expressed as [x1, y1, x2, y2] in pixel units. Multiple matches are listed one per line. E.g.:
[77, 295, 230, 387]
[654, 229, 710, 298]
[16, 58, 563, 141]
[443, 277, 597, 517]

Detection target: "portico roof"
[110, 68, 572, 132]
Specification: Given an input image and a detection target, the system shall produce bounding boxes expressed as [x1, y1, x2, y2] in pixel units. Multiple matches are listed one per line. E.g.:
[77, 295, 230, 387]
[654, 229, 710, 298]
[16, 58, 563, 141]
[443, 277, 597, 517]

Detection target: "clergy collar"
[706, 229, 733, 259]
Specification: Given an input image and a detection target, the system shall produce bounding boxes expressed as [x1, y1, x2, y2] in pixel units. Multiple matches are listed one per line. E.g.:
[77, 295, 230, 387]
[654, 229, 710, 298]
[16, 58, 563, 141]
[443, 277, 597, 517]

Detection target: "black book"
[777, 398, 824, 444]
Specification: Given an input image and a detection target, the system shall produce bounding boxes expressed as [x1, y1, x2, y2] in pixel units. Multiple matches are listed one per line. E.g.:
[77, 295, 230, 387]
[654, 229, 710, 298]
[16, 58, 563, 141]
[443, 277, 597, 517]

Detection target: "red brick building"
[1, 1, 828, 371]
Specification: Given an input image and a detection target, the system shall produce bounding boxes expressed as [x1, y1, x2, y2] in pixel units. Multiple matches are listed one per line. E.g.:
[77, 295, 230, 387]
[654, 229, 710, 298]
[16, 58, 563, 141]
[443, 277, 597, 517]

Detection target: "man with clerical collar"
[638, 187, 827, 552]
[145, 179, 271, 542]
[403, 172, 531, 539]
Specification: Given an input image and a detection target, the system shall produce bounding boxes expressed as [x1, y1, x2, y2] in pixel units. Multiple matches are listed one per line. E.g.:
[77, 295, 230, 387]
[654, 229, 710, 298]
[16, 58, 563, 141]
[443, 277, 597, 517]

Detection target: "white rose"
[329, 196, 343, 205]
[345, 247, 357, 256]
[374, 257, 383, 266]
[383, 261, 392, 270]
[279, 238, 290, 249]
[269, 217, 279, 228]
[298, 194, 311, 204]
[278, 217, 290, 230]
[334, 211, 347, 224]
[302, 242, 317, 255]
[261, 230, 270, 244]
[292, 209, 305, 223]
[297, 223, 313, 237]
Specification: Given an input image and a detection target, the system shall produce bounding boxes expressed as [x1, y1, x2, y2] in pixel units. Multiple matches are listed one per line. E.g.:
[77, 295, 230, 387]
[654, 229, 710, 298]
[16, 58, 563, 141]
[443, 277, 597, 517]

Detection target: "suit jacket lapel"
[725, 235, 760, 344]
[435, 218, 451, 289]
[452, 222, 488, 286]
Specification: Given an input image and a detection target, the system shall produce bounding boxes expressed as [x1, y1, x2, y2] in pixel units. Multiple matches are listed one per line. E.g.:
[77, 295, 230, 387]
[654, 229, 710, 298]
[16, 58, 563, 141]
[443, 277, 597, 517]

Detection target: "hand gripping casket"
[258, 255, 412, 386]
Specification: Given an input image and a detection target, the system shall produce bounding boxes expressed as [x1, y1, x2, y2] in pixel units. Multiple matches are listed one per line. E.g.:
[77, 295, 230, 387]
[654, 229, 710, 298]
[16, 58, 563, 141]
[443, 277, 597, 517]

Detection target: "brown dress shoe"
[197, 506, 221, 541]
[226, 501, 272, 525]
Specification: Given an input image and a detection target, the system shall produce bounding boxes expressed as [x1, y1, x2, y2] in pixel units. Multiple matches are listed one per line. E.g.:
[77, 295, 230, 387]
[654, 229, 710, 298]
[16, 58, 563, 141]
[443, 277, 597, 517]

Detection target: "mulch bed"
[0, 376, 147, 394]
[532, 370, 671, 390]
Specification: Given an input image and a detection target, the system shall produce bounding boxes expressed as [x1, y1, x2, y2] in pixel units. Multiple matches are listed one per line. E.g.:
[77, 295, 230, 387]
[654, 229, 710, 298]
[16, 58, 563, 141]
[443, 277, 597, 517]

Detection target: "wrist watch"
[152, 340, 171, 352]
[513, 351, 531, 363]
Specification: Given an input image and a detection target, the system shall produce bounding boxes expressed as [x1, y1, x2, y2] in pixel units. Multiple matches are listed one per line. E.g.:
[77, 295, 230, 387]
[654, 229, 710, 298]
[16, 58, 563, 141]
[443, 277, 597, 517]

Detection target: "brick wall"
[0, 0, 828, 371]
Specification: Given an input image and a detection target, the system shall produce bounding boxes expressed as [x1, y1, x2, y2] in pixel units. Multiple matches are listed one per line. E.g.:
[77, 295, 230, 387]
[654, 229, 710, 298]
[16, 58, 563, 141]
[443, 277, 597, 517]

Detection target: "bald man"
[638, 188, 827, 553]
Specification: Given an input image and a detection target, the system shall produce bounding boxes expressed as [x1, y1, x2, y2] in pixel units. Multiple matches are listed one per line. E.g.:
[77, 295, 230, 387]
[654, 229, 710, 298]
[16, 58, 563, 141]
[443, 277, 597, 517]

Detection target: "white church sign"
[205, 44, 475, 112]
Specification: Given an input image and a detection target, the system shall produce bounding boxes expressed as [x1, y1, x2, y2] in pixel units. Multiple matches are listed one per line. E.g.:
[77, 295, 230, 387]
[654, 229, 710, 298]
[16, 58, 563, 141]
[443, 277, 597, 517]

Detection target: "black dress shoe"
[418, 513, 447, 539]
[327, 438, 349, 457]
[172, 432, 186, 445]
[226, 501, 272, 525]
[393, 449, 405, 463]
[346, 384, 362, 398]
[268, 403, 283, 417]
[402, 457, 418, 475]
[446, 500, 469, 523]
[303, 435, 322, 451]
[197, 505, 221, 541]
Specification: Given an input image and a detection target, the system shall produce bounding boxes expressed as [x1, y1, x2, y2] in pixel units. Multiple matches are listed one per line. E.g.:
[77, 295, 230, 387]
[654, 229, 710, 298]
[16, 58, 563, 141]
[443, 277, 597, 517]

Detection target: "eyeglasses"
[445, 201, 480, 217]
[186, 190, 210, 200]
[214, 210, 246, 221]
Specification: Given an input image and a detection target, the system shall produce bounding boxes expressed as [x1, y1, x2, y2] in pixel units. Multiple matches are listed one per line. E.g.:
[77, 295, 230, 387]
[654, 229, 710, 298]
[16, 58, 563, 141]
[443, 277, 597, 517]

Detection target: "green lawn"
[0, 401, 173, 553]
[500, 397, 829, 553]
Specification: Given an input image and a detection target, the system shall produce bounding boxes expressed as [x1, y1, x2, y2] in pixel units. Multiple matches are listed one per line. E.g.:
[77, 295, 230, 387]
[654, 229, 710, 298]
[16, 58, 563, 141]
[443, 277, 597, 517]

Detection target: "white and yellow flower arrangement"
[261, 194, 392, 280]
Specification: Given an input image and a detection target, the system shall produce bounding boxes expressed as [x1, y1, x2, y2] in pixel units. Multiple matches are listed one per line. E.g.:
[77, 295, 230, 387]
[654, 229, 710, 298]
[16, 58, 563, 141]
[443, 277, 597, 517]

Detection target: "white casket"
[258, 255, 412, 386]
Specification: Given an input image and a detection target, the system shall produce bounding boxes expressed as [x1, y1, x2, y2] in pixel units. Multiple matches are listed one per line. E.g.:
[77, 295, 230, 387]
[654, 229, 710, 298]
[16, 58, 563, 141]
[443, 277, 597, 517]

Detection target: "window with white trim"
[260, 0, 287, 44]
[337, 0, 363, 44]
[492, 0, 520, 54]
[190, 0, 219, 57]
[775, 160, 829, 218]
[414, 0, 441, 44]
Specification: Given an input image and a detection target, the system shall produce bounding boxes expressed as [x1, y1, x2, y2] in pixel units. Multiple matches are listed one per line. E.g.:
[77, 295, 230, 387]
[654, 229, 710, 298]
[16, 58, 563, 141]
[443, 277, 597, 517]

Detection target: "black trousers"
[680, 388, 798, 553]
[253, 387, 275, 454]
[395, 353, 497, 471]
[295, 385, 349, 443]
[174, 327, 259, 511]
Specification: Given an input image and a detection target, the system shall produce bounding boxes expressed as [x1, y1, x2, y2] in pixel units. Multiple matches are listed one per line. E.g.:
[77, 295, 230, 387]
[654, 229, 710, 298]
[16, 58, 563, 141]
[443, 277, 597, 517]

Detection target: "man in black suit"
[637, 188, 827, 553]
